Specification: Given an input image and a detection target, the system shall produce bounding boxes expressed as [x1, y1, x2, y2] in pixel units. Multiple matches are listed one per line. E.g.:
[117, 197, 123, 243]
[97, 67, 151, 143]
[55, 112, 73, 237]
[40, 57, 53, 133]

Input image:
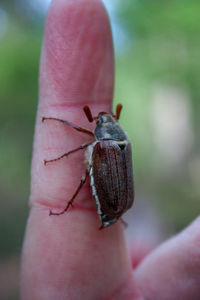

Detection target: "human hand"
[20, 0, 200, 299]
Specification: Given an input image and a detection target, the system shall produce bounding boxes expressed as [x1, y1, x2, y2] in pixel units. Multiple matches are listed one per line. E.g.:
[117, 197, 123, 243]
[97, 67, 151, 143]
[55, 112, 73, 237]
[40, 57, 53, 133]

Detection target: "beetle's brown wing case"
[91, 141, 134, 217]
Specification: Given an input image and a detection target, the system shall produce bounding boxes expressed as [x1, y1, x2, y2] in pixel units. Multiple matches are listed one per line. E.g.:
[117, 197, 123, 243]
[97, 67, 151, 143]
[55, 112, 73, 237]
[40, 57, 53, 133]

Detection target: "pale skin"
[20, 0, 200, 299]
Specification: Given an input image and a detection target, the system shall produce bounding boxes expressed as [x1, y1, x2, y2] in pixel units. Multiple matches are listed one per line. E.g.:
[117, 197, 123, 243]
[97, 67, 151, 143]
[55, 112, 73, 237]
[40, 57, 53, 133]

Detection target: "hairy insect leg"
[42, 117, 94, 136]
[99, 223, 105, 230]
[120, 218, 128, 228]
[44, 142, 93, 165]
[49, 171, 89, 216]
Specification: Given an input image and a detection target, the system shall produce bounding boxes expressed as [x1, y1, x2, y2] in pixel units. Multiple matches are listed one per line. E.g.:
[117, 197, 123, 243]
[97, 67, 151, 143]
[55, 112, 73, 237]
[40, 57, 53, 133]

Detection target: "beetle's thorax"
[94, 114, 127, 141]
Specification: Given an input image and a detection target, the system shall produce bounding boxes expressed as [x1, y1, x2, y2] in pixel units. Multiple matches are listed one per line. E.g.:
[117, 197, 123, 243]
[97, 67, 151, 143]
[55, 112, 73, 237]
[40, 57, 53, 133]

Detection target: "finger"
[135, 216, 200, 300]
[128, 240, 153, 269]
[21, 1, 134, 300]
[32, 0, 115, 210]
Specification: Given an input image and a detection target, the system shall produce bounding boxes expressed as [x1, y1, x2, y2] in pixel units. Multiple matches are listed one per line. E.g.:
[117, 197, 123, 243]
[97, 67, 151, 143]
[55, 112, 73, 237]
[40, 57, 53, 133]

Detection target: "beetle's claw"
[99, 224, 105, 230]
[67, 202, 73, 209]
[120, 218, 128, 228]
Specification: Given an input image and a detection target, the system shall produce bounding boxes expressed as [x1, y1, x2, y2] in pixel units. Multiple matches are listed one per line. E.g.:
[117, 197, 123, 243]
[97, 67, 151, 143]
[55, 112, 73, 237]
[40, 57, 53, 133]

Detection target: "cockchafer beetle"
[42, 104, 134, 229]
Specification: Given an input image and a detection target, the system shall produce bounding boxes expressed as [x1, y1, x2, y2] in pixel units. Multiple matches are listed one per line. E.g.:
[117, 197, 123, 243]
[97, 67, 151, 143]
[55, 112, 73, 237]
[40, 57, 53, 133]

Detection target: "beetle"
[42, 104, 134, 229]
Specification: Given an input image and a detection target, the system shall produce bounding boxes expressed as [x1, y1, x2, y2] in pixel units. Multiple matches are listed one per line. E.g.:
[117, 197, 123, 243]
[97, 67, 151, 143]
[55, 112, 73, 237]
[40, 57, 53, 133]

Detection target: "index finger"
[21, 0, 133, 299]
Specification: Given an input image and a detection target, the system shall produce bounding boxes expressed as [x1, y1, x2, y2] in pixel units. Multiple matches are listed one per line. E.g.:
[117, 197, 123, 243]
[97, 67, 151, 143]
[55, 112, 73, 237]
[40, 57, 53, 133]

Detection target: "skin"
[20, 0, 200, 299]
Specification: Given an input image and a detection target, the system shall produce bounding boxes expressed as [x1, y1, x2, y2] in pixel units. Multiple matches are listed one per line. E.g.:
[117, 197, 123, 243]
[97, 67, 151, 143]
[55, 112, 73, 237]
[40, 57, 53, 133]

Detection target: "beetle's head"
[94, 112, 128, 141]
[96, 113, 115, 125]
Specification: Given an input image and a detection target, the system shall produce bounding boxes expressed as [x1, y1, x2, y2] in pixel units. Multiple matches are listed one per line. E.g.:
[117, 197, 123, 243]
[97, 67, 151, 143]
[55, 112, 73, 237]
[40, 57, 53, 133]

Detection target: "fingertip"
[40, 0, 114, 104]
[32, 0, 114, 210]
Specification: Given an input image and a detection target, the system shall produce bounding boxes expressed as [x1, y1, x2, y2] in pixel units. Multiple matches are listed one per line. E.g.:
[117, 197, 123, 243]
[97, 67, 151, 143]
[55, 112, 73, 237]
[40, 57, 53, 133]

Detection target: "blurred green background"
[0, 0, 199, 298]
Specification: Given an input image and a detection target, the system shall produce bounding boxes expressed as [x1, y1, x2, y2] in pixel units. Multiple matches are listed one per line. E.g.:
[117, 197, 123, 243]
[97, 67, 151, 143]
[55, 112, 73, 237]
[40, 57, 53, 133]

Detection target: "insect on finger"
[43, 104, 134, 229]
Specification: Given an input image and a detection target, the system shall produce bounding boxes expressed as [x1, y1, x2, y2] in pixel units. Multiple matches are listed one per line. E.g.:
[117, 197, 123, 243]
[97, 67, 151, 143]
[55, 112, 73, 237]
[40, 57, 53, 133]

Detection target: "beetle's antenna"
[116, 104, 123, 120]
[83, 105, 94, 122]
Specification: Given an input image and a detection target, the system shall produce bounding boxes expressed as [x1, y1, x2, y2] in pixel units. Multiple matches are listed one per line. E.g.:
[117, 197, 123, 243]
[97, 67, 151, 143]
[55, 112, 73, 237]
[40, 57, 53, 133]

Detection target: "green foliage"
[114, 0, 200, 230]
[118, 0, 200, 100]
[120, 0, 200, 36]
[0, 18, 42, 257]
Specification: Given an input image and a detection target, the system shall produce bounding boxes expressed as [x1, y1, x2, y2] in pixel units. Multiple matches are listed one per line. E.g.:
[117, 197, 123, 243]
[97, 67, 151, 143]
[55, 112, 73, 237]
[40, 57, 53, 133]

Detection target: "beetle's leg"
[120, 218, 128, 228]
[44, 142, 93, 165]
[99, 223, 105, 230]
[49, 171, 89, 216]
[42, 117, 94, 136]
